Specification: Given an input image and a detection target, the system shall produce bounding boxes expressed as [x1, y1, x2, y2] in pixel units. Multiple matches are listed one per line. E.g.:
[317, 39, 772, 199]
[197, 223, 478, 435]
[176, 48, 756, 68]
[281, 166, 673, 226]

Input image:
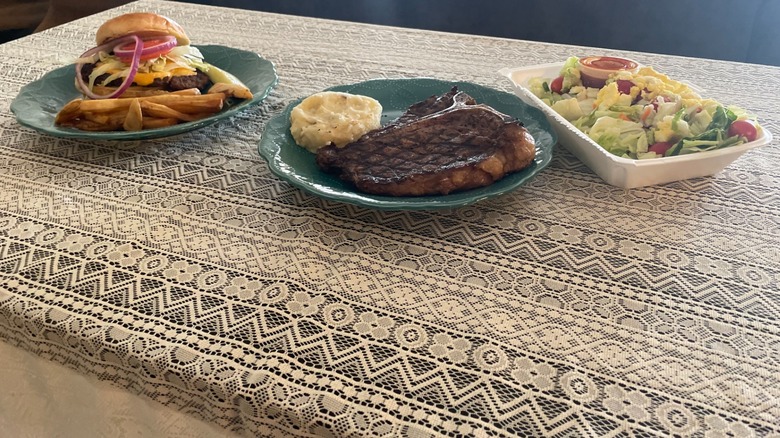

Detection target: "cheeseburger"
[75, 12, 252, 99]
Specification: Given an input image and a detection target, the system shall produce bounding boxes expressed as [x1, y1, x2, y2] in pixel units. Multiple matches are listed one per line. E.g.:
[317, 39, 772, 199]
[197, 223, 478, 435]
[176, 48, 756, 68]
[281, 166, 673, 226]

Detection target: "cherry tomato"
[648, 142, 673, 156]
[550, 76, 564, 94]
[728, 120, 758, 142]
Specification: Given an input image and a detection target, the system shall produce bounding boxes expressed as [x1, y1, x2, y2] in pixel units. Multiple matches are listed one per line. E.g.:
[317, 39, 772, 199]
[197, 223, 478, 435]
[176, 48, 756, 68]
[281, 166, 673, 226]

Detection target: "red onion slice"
[75, 34, 142, 99]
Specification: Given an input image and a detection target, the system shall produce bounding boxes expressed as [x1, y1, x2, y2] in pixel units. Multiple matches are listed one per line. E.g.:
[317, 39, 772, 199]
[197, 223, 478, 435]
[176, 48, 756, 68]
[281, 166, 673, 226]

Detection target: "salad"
[528, 56, 762, 159]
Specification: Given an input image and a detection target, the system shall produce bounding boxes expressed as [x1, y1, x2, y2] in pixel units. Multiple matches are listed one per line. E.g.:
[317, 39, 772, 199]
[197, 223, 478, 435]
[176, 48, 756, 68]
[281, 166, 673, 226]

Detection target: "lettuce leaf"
[588, 116, 648, 158]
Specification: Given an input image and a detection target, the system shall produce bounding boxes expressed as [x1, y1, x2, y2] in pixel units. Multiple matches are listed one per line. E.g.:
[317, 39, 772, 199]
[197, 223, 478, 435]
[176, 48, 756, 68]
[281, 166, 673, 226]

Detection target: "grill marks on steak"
[315, 87, 536, 196]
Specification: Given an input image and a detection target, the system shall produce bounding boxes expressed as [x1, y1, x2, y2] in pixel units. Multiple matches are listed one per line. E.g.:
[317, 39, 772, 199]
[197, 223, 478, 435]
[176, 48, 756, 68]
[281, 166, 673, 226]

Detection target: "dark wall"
[181, 0, 780, 67]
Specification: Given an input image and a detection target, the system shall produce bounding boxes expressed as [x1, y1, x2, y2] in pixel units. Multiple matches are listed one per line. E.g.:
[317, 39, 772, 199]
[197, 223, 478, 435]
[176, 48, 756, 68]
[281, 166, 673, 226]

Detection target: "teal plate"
[258, 78, 557, 210]
[10, 45, 278, 140]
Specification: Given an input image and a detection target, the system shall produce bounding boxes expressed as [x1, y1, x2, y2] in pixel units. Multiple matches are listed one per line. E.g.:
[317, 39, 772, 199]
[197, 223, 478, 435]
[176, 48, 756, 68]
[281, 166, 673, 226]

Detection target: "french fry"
[170, 88, 202, 96]
[79, 93, 224, 114]
[140, 100, 203, 122]
[146, 94, 225, 114]
[123, 98, 143, 131]
[57, 104, 123, 131]
[68, 119, 121, 131]
[142, 117, 179, 129]
[208, 83, 253, 99]
[55, 98, 82, 124]
[76, 99, 130, 113]
[82, 110, 126, 130]
[55, 87, 229, 132]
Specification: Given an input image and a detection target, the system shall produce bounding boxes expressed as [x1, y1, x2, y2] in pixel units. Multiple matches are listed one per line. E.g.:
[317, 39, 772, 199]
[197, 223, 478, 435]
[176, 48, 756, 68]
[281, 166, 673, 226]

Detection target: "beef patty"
[315, 87, 536, 197]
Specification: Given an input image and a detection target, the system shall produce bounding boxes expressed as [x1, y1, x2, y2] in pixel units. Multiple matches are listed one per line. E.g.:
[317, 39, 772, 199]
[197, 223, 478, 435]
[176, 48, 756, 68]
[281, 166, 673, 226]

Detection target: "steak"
[315, 87, 536, 196]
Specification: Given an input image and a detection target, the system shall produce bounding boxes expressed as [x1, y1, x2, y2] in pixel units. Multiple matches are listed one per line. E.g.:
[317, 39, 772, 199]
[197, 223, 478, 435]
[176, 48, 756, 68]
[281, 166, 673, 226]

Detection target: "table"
[1, 1, 778, 436]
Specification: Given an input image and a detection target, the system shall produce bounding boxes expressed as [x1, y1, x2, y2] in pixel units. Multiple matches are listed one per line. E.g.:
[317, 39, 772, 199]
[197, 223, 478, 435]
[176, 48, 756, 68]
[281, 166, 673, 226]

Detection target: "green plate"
[10, 45, 278, 140]
[258, 78, 557, 210]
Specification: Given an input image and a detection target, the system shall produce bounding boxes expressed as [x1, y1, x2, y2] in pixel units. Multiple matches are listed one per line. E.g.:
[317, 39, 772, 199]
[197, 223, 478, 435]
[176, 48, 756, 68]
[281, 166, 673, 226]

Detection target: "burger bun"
[96, 12, 190, 46]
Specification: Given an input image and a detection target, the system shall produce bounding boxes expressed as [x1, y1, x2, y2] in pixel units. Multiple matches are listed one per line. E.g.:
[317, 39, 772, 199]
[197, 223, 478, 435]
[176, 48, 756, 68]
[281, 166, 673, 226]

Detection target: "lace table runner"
[0, 1, 778, 436]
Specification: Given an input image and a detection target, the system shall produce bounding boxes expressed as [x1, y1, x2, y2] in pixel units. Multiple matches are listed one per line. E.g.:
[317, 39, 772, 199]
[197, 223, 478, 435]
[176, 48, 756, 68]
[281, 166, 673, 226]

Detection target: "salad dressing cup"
[578, 56, 639, 88]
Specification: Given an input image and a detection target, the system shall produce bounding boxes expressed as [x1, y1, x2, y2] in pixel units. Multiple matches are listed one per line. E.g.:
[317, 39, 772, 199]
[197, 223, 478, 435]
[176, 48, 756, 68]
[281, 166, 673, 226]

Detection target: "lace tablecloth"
[1, 1, 778, 436]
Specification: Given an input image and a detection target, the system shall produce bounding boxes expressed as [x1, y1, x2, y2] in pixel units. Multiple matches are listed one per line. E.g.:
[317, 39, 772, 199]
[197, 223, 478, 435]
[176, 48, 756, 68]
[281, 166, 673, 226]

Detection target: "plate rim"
[258, 77, 557, 211]
[10, 44, 278, 141]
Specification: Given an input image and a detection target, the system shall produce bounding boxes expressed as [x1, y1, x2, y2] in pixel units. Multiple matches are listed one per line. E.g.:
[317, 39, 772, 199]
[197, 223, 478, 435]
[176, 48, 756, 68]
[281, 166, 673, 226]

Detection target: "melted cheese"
[133, 71, 172, 86]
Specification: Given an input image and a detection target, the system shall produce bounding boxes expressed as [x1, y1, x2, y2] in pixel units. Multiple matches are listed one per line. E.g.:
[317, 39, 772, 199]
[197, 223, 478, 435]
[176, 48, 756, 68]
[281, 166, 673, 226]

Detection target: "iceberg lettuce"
[588, 117, 648, 158]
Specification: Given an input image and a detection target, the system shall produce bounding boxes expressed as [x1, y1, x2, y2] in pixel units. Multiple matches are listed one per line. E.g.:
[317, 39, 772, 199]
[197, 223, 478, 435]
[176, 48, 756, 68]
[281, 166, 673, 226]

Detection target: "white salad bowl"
[499, 63, 773, 188]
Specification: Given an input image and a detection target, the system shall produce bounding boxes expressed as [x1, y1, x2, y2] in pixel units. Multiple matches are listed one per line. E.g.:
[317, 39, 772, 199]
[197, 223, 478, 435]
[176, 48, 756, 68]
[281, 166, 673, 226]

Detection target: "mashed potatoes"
[289, 91, 382, 152]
